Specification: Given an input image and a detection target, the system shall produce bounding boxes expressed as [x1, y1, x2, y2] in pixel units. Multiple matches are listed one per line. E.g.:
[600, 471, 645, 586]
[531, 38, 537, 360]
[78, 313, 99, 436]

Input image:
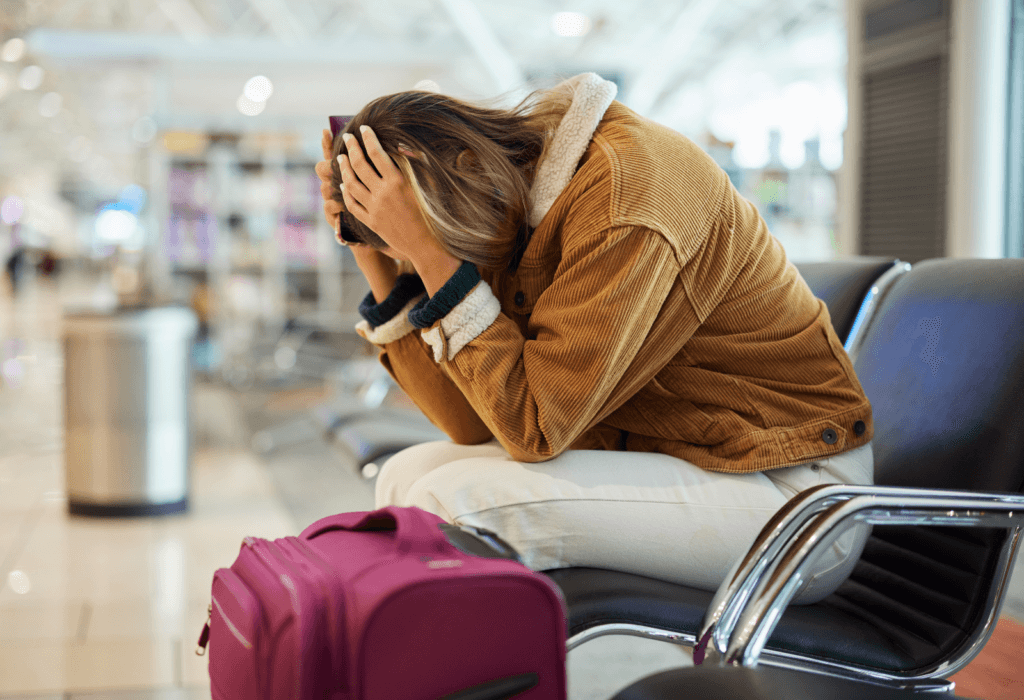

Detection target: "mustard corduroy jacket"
[354, 76, 872, 473]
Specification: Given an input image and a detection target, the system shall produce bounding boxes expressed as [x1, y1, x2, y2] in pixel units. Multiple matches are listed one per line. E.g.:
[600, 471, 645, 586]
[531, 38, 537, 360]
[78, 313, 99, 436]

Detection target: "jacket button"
[853, 420, 866, 436]
[821, 428, 838, 445]
[514, 291, 525, 306]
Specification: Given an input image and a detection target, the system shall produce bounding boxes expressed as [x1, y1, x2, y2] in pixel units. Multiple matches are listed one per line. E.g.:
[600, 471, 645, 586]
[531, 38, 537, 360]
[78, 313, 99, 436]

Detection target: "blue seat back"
[853, 259, 1024, 491]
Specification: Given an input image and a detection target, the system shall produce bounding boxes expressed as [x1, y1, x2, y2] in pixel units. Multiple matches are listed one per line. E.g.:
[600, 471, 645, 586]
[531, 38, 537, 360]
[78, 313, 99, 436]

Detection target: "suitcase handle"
[300, 506, 452, 554]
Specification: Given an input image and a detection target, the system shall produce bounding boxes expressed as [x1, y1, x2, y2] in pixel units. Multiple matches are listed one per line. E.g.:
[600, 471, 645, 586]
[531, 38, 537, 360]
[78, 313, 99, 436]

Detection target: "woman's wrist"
[412, 247, 463, 298]
[351, 246, 399, 303]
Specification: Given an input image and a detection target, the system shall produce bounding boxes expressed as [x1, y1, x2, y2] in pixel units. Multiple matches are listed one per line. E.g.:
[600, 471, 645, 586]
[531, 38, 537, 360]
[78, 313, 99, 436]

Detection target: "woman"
[313, 73, 873, 603]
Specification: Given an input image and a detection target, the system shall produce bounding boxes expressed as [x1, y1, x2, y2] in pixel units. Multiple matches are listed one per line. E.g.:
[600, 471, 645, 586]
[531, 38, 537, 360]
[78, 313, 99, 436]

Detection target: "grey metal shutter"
[860, 56, 948, 261]
[858, 0, 950, 262]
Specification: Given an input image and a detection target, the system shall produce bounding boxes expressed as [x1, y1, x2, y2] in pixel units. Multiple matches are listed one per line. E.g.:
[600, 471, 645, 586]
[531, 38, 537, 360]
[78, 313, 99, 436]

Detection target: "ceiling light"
[243, 75, 273, 102]
[6, 570, 30, 595]
[18, 65, 43, 90]
[237, 94, 266, 116]
[551, 12, 591, 37]
[414, 79, 440, 92]
[39, 92, 62, 118]
[1, 38, 25, 63]
[95, 208, 138, 243]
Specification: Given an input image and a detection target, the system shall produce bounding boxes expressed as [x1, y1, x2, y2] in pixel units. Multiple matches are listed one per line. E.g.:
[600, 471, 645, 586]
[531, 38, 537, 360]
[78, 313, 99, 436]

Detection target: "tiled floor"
[2, 273, 1021, 699]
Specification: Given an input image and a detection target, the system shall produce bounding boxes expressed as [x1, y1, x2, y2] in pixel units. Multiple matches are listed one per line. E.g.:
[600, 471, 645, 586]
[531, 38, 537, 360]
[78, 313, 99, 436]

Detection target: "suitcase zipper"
[198, 566, 262, 656]
[195, 604, 212, 656]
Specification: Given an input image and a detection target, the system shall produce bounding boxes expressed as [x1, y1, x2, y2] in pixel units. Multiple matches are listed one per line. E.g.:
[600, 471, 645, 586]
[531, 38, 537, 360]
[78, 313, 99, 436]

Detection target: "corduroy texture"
[359, 273, 426, 328]
[408, 261, 482, 329]
[362, 84, 872, 473]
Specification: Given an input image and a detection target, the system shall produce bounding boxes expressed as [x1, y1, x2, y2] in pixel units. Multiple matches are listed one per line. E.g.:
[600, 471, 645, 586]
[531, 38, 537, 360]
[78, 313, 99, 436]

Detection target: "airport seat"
[545, 258, 1024, 695]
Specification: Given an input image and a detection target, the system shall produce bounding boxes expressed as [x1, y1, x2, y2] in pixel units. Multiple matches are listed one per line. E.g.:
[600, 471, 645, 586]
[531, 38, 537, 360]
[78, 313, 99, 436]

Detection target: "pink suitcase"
[197, 506, 567, 699]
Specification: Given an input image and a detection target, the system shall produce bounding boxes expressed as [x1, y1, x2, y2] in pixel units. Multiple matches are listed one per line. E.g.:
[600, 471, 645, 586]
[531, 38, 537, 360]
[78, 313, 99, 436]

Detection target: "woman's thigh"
[374, 439, 507, 509]
[397, 447, 797, 592]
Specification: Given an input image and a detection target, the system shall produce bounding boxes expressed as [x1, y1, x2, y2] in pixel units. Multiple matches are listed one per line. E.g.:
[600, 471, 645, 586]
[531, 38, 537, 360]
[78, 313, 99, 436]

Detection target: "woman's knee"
[374, 439, 505, 509]
[375, 440, 457, 508]
[792, 521, 872, 604]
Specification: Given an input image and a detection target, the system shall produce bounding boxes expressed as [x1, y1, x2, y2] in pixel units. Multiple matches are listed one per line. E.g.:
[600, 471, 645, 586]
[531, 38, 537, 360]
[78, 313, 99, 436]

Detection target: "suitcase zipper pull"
[195, 604, 212, 656]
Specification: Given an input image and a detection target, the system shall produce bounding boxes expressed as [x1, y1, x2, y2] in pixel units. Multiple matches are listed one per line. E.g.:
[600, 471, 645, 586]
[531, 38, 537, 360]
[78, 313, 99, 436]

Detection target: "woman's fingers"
[337, 154, 372, 216]
[314, 159, 333, 185]
[357, 126, 400, 178]
[323, 198, 342, 223]
[342, 133, 381, 185]
[339, 176, 369, 220]
[320, 128, 332, 161]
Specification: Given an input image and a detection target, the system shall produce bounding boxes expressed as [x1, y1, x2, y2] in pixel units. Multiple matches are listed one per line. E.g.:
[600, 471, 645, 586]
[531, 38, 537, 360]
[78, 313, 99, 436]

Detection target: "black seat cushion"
[547, 566, 916, 671]
[610, 665, 958, 700]
[794, 258, 896, 342]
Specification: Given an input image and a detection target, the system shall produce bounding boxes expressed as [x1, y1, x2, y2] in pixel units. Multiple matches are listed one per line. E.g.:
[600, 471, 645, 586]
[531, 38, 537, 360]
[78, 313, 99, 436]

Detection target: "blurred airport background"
[0, 0, 1021, 697]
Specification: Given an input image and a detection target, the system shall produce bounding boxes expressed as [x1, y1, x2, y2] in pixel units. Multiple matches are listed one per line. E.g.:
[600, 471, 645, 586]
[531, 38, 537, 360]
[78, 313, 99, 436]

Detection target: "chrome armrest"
[695, 483, 886, 663]
[705, 487, 1024, 675]
[843, 260, 911, 362]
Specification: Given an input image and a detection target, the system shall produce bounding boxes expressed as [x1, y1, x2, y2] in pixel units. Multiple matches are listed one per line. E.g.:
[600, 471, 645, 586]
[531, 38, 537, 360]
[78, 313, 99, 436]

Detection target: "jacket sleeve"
[355, 289, 494, 446]
[379, 331, 495, 445]
[420, 226, 681, 462]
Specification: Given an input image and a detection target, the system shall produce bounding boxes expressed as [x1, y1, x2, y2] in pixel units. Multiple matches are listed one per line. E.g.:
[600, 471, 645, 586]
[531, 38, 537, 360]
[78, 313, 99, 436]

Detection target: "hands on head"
[315, 125, 462, 299]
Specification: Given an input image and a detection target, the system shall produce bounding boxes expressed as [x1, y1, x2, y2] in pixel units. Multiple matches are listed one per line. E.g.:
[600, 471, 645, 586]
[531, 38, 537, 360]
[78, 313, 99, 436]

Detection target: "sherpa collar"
[527, 73, 618, 228]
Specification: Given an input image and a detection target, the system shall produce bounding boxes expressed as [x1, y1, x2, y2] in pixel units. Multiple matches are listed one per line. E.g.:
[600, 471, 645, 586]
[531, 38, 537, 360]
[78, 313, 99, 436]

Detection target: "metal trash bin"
[63, 306, 198, 516]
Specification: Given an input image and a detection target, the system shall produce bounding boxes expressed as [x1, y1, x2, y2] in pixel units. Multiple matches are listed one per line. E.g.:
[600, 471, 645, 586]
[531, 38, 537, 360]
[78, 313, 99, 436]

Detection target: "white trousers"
[376, 440, 874, 605]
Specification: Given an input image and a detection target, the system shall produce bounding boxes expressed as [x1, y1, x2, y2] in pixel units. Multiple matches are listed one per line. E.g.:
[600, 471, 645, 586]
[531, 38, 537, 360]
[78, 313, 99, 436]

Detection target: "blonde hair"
[330, 84, 575, 273]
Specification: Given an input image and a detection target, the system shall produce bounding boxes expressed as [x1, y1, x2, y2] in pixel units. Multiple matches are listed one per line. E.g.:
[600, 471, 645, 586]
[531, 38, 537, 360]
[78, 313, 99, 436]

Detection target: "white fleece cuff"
[355, 294, 426, 346]
[421, 281, 501, 363]
[528, 73, 618, 228]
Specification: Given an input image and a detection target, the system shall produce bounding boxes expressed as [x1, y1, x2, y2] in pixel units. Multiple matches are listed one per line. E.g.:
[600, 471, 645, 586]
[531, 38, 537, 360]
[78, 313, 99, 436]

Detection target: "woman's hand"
[338, 126, 461, 296]
[314, 129, 344, 235]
